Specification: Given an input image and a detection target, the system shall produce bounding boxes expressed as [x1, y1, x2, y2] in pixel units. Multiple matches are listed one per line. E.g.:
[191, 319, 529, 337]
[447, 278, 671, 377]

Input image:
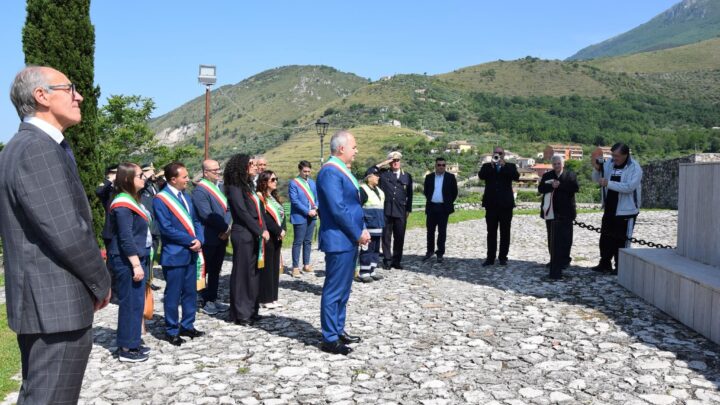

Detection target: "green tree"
[23, 0, 104, 236]
[97, 95, 157, 167]
[0, 142, 4, 152]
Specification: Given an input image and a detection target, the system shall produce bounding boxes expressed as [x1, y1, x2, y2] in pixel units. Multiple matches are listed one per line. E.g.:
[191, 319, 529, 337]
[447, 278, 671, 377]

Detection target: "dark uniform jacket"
[378, 169, 413, 218]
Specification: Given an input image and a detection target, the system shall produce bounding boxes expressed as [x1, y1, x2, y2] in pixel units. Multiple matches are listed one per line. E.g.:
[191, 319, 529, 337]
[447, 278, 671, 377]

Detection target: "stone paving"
[4, 210, 720, 404]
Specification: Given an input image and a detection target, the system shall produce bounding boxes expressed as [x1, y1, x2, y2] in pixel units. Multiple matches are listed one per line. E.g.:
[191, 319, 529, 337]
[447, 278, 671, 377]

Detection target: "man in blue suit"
[288, 160, 319, 277]
[317, 131, 370, 355]
[193, 159, 231, 315]
[153, 162, 205, 346]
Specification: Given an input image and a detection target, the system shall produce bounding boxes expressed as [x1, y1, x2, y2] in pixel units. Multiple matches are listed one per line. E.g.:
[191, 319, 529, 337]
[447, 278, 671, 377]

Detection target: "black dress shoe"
[591, 264, 612, 273]
[340, 333, 362, 344]
[234, 319, 251, 326]
[436, 256, 444, 263]
[320, 340, 353, 355]
[498, 259, 508, 266]
[250, 314, 265, 322]
[391, 263, 403, 270]
[165, 334, 185, 346]
[481, 259, 494, 267]
[179, 328, 205, 339]
[382, 260, 391, 269]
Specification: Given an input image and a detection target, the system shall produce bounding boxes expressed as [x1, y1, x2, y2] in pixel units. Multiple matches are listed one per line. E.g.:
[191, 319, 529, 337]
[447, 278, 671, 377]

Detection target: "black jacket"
[538, 170, 579, 220]
[423, 172, 458, 214]
[378, 169, 413, 217]
[479, 162, 520, 209]
[95, 179, 115, 241]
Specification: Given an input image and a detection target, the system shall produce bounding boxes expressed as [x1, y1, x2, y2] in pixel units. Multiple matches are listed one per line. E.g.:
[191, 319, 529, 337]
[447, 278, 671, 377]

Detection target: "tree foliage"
[22, 0, 104, 236]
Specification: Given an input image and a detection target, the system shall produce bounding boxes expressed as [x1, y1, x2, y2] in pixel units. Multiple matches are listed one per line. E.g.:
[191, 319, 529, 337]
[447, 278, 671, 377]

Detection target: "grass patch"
[237, 366, 249, 374]
[0, 273, 4, 287]
[0, 304, 21, 399]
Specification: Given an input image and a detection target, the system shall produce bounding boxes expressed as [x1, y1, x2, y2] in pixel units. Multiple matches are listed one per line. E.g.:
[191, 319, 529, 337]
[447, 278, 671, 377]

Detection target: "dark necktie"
[177, 191, 188, 212]
[60, 139, 76, 166]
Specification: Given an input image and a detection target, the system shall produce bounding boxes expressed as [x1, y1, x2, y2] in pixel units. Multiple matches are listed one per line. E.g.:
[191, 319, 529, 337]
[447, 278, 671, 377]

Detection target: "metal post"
[204, 86, 210, 161]
[320, 134, 324, 165]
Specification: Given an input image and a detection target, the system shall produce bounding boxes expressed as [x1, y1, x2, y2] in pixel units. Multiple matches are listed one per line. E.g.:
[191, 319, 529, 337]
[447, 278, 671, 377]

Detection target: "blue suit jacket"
[288, 177, 318, 224]
[192, 182, 231, 246]
[108, 206, 151, 258]
[153, 189, 205, 267]
[317, 164, 364, 253]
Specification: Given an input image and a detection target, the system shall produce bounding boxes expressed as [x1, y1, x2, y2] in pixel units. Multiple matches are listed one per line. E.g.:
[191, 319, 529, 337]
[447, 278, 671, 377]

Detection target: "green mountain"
[149, 65, 369, 159]
[567, 0, 720, 61]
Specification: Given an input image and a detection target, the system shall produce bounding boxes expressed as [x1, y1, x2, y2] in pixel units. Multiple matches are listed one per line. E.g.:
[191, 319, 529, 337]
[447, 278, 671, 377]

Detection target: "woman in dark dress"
[224, 154, 269, 325]
[257, 171, 286, 309]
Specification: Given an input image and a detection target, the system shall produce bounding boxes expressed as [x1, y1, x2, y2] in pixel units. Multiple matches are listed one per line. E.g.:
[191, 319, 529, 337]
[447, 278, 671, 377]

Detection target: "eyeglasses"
[436, 163, 446, 167]
[45, 83, 76, 96]
[136, 173, 146, 180]
[269, 178, 278, 183]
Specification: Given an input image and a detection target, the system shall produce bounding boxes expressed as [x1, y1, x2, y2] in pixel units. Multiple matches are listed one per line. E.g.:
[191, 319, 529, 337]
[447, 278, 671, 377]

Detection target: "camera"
[595, 157, 605, 166]
[492, 154, 501, 163]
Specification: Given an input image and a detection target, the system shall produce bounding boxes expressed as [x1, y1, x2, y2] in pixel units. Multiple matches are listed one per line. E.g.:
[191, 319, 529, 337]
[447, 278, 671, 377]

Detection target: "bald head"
[202, 159, 222, 183]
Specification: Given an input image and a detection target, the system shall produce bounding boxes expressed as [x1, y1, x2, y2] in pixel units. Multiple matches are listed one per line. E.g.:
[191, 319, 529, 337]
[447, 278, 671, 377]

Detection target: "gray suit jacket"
[0, 123, 110, 334]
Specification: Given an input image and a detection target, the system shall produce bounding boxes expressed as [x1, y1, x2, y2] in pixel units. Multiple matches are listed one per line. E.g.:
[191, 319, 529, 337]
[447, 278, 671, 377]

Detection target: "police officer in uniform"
[377, 151, 413, 269]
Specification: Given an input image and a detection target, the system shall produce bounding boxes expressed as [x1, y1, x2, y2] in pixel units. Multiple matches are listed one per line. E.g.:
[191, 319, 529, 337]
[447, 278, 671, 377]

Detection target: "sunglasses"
[269, 178, 278, 182]
[436, 163, 446, 167]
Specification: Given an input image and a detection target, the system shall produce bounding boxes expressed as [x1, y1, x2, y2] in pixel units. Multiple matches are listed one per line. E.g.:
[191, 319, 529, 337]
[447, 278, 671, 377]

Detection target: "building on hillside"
[516, 157, 536, 169]
[447, 140, 474, 154]
[544, 144, 583, 161]
[598, 146, 612, 159]
[531, 163, 553, 177]
[517, 167, 540, 186]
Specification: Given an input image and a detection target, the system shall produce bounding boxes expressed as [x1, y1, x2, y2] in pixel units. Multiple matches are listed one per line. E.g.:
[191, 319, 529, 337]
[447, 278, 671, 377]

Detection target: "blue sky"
[0, 0, 678, 142]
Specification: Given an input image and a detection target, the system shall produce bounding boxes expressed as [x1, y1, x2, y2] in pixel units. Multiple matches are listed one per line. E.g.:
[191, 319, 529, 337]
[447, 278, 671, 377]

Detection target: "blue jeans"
[109, 254, 147, 349]
[292, 218, 316, 268]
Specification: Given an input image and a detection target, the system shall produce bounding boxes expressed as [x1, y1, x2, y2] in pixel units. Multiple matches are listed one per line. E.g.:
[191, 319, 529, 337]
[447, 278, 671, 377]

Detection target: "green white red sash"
[323, 156, 359, 190]
[292, 177, 317, 209]
[197, 178, 228, 212]
[260, 194, 284, 226]
[155, 189, 206, 290]
[110, 192, 150, 222]
[248, 191, 266, 269]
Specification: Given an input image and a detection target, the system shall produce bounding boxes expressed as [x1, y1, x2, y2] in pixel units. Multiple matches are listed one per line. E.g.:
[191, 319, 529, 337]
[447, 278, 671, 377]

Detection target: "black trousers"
[382, 214, 407, 265]
[485, 207, 513, 261]
[258, 239, 281, 303]
[426, 203, 450, 257]
[229, 231, 260, 322]
[200, 240, 228, 304]
[546, 219, 573, 278]
[599, 213, 636, 268]
[17, 327, 92, 405]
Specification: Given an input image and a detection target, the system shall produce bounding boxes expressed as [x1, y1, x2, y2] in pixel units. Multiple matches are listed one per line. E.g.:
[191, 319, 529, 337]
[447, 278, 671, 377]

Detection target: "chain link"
[572, 220, 675, 249]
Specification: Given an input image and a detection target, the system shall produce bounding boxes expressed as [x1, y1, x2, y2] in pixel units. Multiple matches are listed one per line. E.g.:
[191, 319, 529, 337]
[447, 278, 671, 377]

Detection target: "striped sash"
[197, 178, 228, 212]
[248, 191, 265, 269]
[292, 177, 316, 209]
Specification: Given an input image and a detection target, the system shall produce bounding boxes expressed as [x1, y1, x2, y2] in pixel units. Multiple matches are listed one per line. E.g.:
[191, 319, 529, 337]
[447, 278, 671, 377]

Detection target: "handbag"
[143, 284, 154, 320]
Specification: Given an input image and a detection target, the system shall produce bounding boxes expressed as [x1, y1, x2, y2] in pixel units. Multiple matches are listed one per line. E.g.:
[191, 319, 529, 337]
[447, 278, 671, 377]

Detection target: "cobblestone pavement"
[5, 210, 720, 404]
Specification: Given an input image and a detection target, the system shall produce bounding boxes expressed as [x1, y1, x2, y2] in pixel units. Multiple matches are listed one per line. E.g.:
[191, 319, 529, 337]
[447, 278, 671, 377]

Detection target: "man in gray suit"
[0, 66, 111, 404]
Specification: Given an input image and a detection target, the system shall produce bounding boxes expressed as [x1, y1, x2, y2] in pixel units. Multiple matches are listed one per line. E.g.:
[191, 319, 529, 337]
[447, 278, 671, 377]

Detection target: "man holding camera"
[479, 147, 519, 267]
[591, 143, 642, 274]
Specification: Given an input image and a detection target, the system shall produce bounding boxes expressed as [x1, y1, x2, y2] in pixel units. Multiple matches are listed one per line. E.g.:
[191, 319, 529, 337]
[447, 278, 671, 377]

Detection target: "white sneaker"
[200, 301, 219, 315]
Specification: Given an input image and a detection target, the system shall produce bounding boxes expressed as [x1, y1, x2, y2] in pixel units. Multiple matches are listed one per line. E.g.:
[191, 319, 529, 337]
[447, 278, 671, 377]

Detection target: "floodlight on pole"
[315, 117, 329, 164]
[198, 65, 217, 160]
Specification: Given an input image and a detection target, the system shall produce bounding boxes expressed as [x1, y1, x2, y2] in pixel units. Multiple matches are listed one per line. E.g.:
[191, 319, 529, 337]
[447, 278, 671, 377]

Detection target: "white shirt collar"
[166, 184, 183, 197]
[23, 116, 64, 144]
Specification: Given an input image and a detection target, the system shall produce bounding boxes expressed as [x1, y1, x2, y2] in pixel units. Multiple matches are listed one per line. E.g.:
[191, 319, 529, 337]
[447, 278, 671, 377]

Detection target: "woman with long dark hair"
[257, 170, 286, 309]
[108, 163, 152, 362]
[224, 154, 269, 325]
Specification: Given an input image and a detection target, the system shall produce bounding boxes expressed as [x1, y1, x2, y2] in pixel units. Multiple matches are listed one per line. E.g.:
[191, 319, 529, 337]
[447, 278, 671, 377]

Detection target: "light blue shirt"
[431, 173, 444, 203]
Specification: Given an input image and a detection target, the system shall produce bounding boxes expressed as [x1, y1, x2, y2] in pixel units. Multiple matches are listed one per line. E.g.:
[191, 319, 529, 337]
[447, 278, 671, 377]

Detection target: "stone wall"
[641, 153, 720, 209]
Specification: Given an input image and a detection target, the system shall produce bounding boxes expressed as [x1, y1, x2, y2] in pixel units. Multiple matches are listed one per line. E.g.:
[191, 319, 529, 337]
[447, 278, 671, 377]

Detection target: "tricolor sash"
[155, 189, 206, 290]
[196, 178, 228, 212]
[110, 192, 150, 222]
[292, 177, 317, 209]
[260, 194, 284, 226]
[248, 191, 266, 269]
[322, 156, 360, 200]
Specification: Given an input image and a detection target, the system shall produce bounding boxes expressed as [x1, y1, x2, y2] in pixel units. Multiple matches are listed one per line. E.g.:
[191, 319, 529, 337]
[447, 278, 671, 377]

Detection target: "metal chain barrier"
[573, 220, 675, 249]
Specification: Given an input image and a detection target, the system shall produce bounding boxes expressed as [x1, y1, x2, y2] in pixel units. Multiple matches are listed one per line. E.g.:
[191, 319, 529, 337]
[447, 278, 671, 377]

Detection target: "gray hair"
[330, 130, 352, 154]
[550, 155, 564, 164]
[10, 66, 49, 120]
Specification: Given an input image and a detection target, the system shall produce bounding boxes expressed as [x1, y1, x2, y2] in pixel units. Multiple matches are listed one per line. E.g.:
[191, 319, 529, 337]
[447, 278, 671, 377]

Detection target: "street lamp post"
[315, 117, 329, 165]
[315, 117, 330, 166]
[198, 65, 217, 160]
